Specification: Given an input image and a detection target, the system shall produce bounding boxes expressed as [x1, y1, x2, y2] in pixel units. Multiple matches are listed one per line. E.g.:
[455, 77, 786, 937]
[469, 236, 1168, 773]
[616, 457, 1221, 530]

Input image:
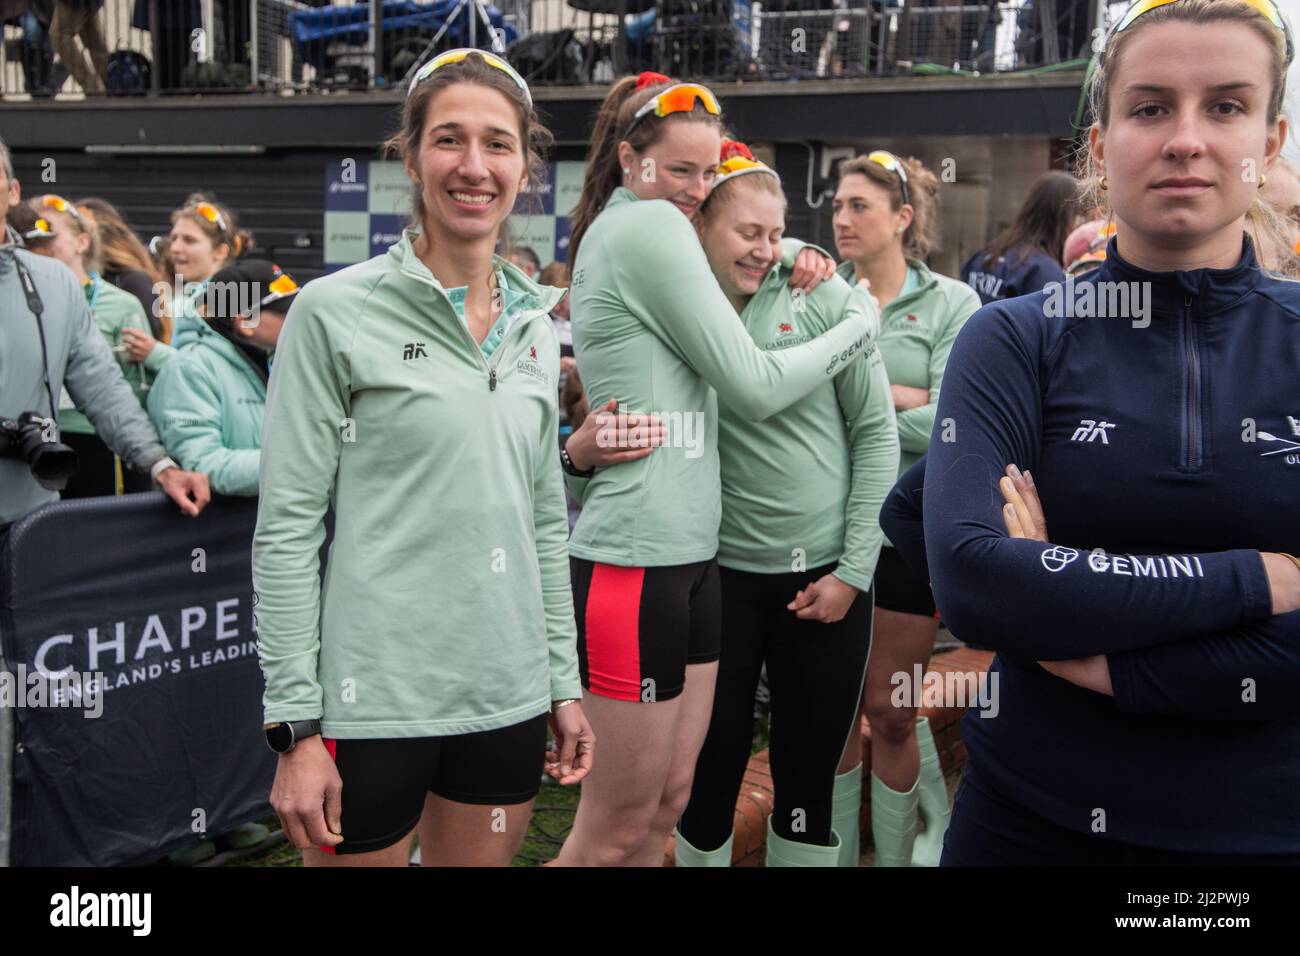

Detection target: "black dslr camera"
[0, 412, 79, 491]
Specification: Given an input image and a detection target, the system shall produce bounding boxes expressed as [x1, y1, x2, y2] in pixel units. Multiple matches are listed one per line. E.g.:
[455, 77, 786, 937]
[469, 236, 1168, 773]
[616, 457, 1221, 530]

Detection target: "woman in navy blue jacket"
[960, 171, 1074, 305]
[891, 0, 1300, 864]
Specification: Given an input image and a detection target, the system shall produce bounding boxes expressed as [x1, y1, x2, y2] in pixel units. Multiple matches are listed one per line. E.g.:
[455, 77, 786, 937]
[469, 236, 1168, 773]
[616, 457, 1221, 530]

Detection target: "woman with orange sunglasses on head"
[120, 194, 251, 373]
[673, 143, 899, 868]
[551, 74, 876, 867]
[24, 193, 155, 498]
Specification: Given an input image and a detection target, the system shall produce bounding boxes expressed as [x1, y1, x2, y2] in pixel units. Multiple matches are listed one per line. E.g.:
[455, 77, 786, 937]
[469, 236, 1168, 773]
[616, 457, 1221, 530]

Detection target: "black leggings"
[678, 563, 873, 849]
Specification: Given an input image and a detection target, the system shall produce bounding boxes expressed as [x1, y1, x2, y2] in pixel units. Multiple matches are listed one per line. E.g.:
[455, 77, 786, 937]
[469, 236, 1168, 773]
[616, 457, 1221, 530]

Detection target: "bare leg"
[631, 661, 720, 866]
[551, 690, 686, 867]
[78, 5, 110, 92]
[49, 4, 103, 94]
[302, 830, 414, 868]
[417, 794, 533, 866]
[863, 607, 939, 792]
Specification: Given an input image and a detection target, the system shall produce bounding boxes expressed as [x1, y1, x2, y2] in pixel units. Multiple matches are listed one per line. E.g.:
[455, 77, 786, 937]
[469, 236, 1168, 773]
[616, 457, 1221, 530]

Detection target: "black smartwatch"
[264, 718, 322, 754]
[560, 444, 595, 478]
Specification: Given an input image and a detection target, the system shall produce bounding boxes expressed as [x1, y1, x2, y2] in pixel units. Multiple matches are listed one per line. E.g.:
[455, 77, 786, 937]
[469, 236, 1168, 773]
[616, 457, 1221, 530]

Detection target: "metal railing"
[0, 0, 1108, 100]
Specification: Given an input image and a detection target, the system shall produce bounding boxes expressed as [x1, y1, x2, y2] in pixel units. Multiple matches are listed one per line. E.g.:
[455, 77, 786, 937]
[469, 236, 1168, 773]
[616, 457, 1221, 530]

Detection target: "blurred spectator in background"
[25, 193, 155, 497]
[77, 197, 170, 340]
[147, 259, 299, 497]
[122, 193, 252, 371]
[1062, 219, 1115, 277]
[960, 170, 1076, 304]
[506, 245, 540, 278]
[3, 1, 68, 97]
[538, 260, 576, 396]
[50, 0, 108, 95]
[0, 134, 209, 529]
[1256, 155, 1300, 276]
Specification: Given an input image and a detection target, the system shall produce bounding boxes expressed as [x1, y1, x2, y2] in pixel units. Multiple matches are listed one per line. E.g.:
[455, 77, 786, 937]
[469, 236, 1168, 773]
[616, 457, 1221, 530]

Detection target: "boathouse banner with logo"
[323, 157, 587, 271]
[0, 494, 275, 866]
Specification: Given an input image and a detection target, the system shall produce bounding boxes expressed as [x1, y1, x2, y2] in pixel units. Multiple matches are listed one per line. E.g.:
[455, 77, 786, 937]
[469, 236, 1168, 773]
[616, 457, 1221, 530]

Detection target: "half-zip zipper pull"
[489, 368, 497, 392]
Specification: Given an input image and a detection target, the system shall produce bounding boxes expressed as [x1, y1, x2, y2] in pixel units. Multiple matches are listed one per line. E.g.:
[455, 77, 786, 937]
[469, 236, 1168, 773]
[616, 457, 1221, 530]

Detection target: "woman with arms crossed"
[898, 0, 1300, 864]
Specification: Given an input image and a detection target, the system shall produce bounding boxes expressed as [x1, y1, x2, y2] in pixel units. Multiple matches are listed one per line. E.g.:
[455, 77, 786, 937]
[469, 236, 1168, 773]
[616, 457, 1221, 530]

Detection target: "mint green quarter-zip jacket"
[253, 232, 582, 738]
[566, 188, 875, 568]
[837, 259, 980, 475]
[718, 245, 899, 590]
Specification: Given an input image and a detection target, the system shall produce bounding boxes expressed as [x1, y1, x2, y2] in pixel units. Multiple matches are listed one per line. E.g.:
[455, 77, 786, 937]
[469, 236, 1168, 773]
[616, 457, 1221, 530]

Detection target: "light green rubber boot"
[831, 764, 863, 867]
[764, 816, 842, 867]
[870, 773, 918, 867]
[673, 827, 734, 867]
[911, 717, 951, 867]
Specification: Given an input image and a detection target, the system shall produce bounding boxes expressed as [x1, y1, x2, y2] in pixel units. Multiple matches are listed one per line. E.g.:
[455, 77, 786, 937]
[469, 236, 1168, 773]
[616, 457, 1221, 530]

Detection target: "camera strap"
[12, 255, 60, 424]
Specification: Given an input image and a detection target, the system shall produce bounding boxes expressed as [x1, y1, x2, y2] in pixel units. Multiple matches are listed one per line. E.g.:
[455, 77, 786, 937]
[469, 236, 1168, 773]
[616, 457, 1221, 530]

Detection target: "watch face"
[265, 723, 293, 753]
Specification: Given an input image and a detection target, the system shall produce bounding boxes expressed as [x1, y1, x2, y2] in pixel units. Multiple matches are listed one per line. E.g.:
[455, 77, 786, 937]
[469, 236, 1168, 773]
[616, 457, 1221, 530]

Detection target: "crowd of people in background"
[4, 0, 1300, 870]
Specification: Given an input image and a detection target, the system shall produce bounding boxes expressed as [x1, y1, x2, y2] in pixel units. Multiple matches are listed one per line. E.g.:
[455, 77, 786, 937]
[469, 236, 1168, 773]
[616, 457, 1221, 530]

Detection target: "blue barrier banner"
[0, 493, 274, 866]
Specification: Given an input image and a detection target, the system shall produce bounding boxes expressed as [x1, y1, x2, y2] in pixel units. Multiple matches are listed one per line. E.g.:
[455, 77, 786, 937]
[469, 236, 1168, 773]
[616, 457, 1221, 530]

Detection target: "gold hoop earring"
[1100, 176, 1108, 191]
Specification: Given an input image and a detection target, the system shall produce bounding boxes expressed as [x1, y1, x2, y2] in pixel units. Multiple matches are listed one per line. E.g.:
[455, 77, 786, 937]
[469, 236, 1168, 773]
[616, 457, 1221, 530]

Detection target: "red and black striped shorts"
[570, 556, 722, 703]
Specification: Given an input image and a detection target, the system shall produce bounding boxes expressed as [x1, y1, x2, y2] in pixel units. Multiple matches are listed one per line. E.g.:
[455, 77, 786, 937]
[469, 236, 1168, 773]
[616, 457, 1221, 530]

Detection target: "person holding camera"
[0, 136, 210, 533]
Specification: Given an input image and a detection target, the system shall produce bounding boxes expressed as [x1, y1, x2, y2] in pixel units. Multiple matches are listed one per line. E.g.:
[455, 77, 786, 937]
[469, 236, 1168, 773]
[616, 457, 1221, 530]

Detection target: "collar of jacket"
[389, 228, 566, 317]
[835, 257, 938, 308]
[187, 319, 270, 386]
[1095, 233, 1262, 318]
[0, 229, 19, 278]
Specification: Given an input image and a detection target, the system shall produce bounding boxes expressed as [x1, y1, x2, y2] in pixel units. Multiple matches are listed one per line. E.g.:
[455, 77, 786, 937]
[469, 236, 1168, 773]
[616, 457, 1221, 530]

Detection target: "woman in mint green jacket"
[674, 145, 900, 868]
[831, 151, 982, 866]
[252, 50, 594, 867]
[26, 195, 154, 497]
[145, 260, 299, 497]
[552, 74, 875, 867]
[121, 194, 251, 374]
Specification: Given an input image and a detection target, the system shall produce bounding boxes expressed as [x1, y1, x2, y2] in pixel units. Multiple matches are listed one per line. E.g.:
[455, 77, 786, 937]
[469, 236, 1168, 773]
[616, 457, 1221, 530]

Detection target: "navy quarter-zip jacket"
[889, 237, 1299, 853]
[961, 244, 1066, 306]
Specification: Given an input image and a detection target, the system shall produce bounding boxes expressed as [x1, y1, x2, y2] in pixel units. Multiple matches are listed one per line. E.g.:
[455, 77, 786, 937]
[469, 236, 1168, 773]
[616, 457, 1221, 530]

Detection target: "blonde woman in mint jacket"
[252, 51, 594, 867]
[674, 145, 900, 868]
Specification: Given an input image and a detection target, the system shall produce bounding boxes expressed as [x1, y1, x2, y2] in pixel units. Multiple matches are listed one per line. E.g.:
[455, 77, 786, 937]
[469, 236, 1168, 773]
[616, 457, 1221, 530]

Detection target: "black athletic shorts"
[570, 556, 722, 703]
[319, 712, 549, 855]
[873, 544, 938, 617]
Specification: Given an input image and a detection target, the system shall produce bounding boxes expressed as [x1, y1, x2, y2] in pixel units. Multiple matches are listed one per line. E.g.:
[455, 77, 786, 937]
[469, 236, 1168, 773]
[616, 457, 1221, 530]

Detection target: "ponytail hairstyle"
[979, 170, 1080, 269]
[382, 50, 553, 235]
[172, 193, 252, 260]
[837, 152, 941, 261]
[76, 197, 162, 285]
[568, 71, 724, 265]
[1075, 0, 1292, 272]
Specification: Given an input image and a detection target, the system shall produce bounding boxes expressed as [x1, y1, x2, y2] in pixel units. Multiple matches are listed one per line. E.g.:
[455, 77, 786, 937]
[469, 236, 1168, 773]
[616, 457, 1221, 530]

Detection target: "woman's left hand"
[546, 702, 595, 785]
[1038, 657, 1114, 697]
[1000, 464, 1114, 697]
[789, 247, 837, 294]
[121, 327, 158, 364]
[787, 572, 860, 623]
[891, 384, 931, 412]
